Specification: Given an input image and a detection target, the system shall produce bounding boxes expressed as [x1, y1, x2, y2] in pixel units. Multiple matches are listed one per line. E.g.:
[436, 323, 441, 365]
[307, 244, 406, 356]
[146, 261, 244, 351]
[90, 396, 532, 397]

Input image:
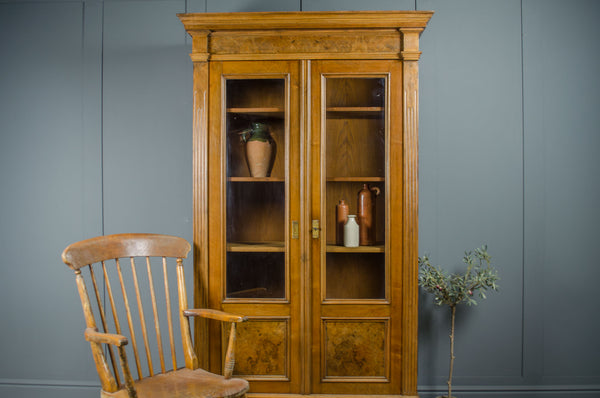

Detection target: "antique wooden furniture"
[178, 10, 433, 397]
[62, 233, 249, 398]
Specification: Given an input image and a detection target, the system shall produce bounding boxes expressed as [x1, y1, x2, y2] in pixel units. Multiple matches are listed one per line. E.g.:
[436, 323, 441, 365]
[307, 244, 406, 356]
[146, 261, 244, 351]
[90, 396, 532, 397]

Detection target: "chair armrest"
[183, 308, 247, 323]
[85, 328, 136, 398]
[85, 328, 128, 347]
[183, 309, 246, 379]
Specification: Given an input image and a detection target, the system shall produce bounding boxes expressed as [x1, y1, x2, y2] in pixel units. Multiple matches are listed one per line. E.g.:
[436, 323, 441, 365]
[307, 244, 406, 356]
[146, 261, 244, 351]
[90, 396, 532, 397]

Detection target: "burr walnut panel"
[323, 319, 389, 379]
[228, 318, 289, 378]
[209, 30, 401, 60]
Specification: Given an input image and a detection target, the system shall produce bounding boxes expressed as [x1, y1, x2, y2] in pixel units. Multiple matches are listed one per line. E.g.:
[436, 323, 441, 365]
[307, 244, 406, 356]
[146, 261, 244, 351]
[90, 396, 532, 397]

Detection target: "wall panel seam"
[0, 379, 99, 388]
[418, 384, 600, 392]
[519, 0, 526, 380]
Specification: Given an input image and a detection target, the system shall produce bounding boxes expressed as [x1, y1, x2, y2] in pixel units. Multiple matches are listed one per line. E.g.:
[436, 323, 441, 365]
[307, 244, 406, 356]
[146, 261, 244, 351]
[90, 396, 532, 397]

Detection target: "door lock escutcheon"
[312, 220, 320, 239]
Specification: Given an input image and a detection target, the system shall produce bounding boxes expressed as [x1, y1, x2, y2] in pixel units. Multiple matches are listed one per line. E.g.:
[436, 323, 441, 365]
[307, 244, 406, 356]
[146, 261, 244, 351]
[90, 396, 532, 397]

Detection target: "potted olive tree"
[418, 245, 499, 398]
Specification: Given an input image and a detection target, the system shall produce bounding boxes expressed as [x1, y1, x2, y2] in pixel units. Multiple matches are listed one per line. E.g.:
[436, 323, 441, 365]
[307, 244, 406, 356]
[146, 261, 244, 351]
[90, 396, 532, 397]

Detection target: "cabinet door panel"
[310, 60, 403, 395]
[208, 60, 302, 394]
[227, 318, 290, 379]
[323, 318, 389, 380]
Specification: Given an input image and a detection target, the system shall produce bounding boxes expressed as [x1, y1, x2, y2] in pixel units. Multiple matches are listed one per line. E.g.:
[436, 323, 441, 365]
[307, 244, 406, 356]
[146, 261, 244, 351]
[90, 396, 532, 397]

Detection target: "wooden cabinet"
[178, 11, 432, 397]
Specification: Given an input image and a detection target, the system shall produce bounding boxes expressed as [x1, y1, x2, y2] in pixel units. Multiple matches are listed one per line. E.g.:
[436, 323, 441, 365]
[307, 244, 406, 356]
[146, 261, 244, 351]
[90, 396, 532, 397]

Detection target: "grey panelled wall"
[417, 0, 525, 390]
[0, 1, 598, 398]
[522, 0, 600, 386]
[102, 0, 193, 236]
[0, 2, 101, 395]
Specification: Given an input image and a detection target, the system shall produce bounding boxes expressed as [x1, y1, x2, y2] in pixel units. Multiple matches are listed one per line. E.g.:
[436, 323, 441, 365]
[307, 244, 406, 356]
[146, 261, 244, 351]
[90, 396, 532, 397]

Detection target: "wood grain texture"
[209, 30, 401, 60]
[100, 368, 249, 398]
[75, 271, 118, 392]
[323, 319, 389, 379]
[231, 319, 288, 377]
[310, 60, 404, 396]
[85, 328, 128, 347]
[89, 266, 122, 386]
[400, 46, 420, 396]
[192, 59, 210, 370]
[62, 233, 191, 270]
[184, 308, 247, 323]
[178, 11, 433, 31]
[226, 182, 285, 242]
[325, 253, 385, 300]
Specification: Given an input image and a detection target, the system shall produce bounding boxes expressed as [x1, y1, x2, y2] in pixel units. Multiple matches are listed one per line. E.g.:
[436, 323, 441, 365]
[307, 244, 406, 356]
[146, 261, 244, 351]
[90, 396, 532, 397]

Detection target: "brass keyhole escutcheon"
[312, 220, 320, 239]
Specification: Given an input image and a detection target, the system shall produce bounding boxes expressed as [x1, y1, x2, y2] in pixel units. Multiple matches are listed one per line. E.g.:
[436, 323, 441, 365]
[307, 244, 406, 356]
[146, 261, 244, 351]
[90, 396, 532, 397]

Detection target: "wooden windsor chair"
[62, 233, 249, 398]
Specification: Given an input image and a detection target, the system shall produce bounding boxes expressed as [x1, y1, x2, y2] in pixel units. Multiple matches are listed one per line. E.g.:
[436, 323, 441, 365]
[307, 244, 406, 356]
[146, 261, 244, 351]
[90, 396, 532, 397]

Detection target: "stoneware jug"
[357, 184, 381, 245]
[344, 215, 359, 248]
[336, 199, 349, 246]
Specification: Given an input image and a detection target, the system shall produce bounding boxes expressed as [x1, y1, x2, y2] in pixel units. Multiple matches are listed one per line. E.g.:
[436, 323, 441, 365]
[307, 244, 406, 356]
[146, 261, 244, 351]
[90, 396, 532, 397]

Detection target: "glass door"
[208, 61, 302, 394]
[310, 60, 402, 395]
[225, 78, 287, 300]
[324, 76, 387, 301]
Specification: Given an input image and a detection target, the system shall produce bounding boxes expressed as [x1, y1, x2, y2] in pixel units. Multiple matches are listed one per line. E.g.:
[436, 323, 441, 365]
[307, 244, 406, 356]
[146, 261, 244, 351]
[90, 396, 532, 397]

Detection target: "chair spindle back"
[62, 234, 197, 393]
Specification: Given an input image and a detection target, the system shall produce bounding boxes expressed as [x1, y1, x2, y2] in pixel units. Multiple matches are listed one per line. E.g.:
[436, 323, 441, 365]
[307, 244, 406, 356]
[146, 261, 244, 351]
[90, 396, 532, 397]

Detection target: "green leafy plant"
[418, 245, 499, 398]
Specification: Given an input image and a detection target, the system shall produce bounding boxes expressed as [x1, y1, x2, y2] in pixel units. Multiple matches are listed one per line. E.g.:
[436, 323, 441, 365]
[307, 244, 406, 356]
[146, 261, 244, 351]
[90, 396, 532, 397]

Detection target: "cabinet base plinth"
[247, 394, 419, 398]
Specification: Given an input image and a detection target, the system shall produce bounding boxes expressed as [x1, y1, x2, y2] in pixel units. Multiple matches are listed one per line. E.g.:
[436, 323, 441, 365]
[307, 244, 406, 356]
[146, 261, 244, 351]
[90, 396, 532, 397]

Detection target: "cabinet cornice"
[178, 10, 433, 31]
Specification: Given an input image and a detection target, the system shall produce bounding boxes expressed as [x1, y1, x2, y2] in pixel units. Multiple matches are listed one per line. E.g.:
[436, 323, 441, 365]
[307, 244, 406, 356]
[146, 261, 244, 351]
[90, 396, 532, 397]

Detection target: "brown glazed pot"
[357, 184, 381, 245]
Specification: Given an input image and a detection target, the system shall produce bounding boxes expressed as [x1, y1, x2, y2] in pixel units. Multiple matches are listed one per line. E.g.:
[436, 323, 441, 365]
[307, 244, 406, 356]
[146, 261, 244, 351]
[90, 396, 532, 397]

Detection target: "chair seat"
[102, 368, 249, 398]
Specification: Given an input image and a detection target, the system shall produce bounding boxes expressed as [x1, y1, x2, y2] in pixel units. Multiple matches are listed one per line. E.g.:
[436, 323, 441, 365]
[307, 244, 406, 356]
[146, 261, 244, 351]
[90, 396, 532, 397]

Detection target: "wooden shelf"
[326, 244, 385, 253]
[227, 107, 285, 118]
[228, 177, 285, 182]
[326, 177, 384, 182]
[326, 107, 384, 118]
[327, 106, 383, 112]
[227, 241, 285, 252]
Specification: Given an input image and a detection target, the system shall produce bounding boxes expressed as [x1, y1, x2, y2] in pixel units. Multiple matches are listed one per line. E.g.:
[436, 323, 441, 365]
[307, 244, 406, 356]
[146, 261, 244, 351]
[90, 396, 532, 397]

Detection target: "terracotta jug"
[241, 122, 275, 177]
[357, 184, 381, 245]
[335, 199, 349, 246]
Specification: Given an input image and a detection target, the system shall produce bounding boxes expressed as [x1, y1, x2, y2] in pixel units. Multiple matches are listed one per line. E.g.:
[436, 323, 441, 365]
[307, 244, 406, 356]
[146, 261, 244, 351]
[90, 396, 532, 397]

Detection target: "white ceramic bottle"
[344, 215, 359, 248]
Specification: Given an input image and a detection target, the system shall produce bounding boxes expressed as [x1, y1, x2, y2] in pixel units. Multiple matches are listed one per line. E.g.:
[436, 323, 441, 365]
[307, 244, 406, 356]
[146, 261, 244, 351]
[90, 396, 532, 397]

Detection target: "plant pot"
[245, 139, 275, 177]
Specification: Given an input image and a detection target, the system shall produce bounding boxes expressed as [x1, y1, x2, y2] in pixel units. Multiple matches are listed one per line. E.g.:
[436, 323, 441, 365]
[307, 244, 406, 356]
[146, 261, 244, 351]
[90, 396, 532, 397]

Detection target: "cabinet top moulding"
[178, 10, 434, 31]
[178, 11, 433, 62]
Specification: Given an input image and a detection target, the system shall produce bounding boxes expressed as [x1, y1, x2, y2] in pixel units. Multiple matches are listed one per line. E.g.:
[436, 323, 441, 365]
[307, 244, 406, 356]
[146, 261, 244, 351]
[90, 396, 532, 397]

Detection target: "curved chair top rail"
[62, 233, 191, 270]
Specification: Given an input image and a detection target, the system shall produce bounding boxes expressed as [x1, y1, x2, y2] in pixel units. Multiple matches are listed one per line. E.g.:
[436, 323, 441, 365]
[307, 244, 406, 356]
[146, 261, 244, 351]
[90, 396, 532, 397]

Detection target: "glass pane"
[225, 78, 286, 299]
[227, 253, 285, 299]
[326, 253, 385, 300]
[325, 78, 385, 178]
[324, 77, 386, 300]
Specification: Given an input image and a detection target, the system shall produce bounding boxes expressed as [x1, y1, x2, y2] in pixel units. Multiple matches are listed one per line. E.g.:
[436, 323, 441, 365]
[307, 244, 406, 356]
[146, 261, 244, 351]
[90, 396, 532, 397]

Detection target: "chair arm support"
[183, 309, 247, 379]
[85, 328, 136, 398]
[84, 328, 128, 347]
[183, 308, 247, 323]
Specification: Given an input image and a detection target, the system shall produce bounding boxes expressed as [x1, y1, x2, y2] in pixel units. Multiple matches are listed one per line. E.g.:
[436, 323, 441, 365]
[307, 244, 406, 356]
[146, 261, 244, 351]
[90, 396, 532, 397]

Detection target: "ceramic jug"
[357, 184, 381, 245]
[335, 199, 349, 246]
[343, 215, 359, 248]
